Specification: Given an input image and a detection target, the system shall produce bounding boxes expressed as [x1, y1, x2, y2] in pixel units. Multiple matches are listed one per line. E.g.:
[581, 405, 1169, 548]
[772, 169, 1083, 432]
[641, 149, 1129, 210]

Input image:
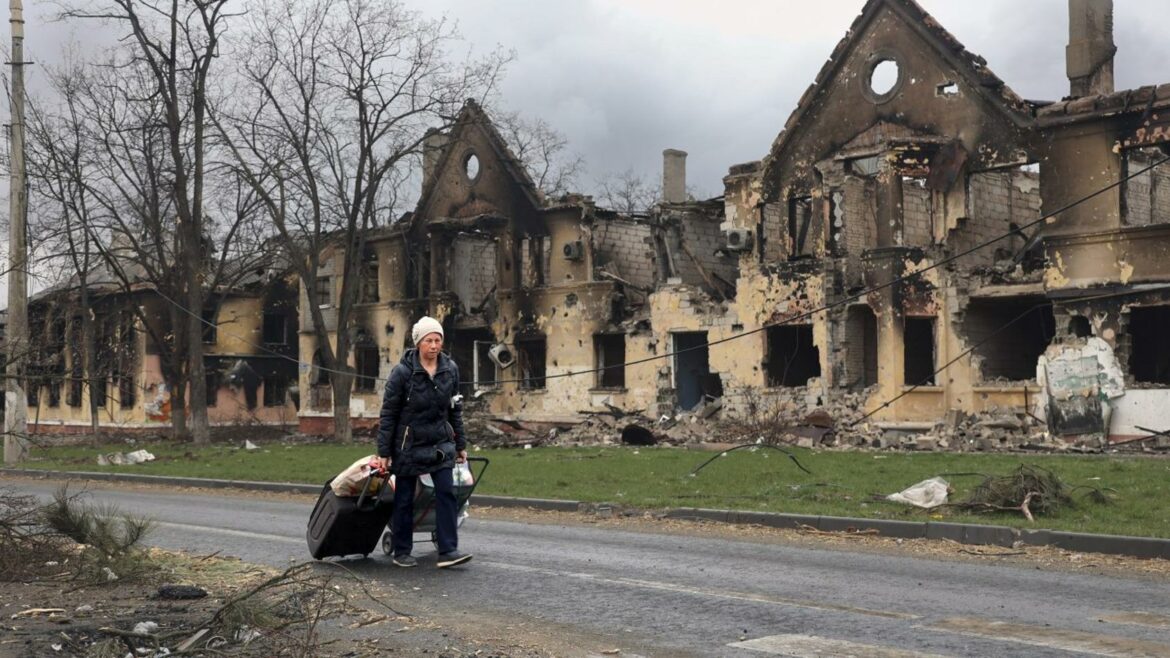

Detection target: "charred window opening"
[1122, 147, 1170, 227]
[354, 344, 380, 392]
[448, 328, 495, 395]
[48, 319, 66, 407]
[312, 349, 331, 386]
[936, 81, 959, 97]
[901, 177, 932, 246]
[264, 374, 289, 407]
[673, 331, 721, 410]
[521, 237, 549, 288]
[903, 317, 936, 385]
[117, 313, 136, 409]
[450, 234, 498, 315]
[787, 195, 813, 258]
[594, 334, 626, 389]
[360, 248, 380, 303]
[963, 299, 1054, 381]
[67, 319, 82, 407]
[263, 313, 287, 345]
[406, 249, 431, 299]
[1128, 306, 1170, 385]
[201, 307, 217, 344]
[516, 337, 547, 390]
[315, 276, 333, 306]
[206, 372, 219, 407]
[1068, 315, 1092, 338]
[765, 324, 820, 387]
[845, 306, 878, 388]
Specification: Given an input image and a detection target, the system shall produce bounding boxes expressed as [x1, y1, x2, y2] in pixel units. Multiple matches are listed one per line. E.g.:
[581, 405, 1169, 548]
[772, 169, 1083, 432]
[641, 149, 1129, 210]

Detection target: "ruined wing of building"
[298, 0, 1170, 447]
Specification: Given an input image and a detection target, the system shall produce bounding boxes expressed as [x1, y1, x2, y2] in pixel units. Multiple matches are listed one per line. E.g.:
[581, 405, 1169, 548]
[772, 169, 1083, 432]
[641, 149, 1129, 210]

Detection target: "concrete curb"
[5, 469, 1168, 560]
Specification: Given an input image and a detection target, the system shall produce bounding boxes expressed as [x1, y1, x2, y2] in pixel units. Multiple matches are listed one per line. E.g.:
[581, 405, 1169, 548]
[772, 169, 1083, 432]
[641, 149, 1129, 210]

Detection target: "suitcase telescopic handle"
[354, 466, 389, 511]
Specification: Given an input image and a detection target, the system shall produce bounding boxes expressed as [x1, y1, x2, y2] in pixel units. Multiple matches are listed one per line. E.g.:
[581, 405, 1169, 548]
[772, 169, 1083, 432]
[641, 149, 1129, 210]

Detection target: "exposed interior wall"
[593, 217, 655, 291]
[961, 297, 1054, 382]
[449, 234, 497, 315]
[1123, 147, 1170, 226]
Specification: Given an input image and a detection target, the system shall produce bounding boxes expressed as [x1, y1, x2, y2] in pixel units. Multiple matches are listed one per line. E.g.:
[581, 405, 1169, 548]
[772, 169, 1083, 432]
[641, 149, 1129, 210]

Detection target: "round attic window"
[870, 59, 899, 95]
[464, 152, 480, 181]
[862, 52, 904, 104]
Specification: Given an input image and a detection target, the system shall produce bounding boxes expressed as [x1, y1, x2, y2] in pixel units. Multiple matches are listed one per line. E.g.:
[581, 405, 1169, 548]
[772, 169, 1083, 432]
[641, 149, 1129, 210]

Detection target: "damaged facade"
[301, 0, 1170, 446]
[19, 267, 300, 434]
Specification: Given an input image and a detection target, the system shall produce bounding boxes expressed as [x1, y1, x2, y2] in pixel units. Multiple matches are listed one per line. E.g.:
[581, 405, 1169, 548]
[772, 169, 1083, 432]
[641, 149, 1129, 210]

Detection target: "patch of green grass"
[20, 440, 1170, 538]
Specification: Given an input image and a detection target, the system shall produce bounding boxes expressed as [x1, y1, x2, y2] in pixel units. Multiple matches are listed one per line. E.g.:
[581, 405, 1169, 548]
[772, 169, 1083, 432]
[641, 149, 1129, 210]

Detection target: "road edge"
[4, 468, 1168, 560]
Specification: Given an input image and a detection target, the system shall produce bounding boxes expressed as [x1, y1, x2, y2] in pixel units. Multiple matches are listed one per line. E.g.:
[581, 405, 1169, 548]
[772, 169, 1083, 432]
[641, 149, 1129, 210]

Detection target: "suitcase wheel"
[381, 530, 393, 555]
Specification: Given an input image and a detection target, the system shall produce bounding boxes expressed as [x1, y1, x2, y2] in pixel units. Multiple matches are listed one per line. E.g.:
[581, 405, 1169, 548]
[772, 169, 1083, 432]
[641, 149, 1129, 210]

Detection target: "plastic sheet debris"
[886, 477, 950, 509]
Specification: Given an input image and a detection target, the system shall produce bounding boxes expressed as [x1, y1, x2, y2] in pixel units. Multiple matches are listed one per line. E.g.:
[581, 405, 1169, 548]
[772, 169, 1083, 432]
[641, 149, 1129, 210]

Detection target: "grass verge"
[14, 439, 1170, 538]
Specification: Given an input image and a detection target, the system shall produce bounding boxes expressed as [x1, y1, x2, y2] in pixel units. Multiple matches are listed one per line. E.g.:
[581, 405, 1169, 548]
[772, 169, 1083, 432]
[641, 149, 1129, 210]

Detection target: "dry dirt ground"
[3, 479, 1169, 657]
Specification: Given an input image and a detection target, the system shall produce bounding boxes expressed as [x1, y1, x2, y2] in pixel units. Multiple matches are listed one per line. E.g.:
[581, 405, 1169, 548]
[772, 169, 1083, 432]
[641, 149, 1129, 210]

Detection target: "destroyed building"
[300, 0, 1169, 446]
[714, 0, 1170, 444]
[18, 264, 300, 434]
[296, 102, 740, 434]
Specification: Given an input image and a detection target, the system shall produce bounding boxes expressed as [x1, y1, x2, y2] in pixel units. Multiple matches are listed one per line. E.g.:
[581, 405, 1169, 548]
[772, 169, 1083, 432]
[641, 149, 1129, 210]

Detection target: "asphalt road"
[11, 478, 1170, 658]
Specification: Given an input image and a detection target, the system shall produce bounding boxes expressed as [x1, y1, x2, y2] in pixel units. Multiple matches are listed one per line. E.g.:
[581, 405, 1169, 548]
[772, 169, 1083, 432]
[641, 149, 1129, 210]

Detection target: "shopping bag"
[330, 455, 386, 497]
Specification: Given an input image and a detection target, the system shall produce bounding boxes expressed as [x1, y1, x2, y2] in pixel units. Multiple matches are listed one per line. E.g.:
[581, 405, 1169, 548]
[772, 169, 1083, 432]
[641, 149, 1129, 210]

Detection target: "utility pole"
[4, 0, 28, 464]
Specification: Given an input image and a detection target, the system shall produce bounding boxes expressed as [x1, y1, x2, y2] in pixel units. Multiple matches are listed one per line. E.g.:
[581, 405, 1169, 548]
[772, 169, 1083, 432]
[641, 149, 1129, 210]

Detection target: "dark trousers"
[391, 466, 458, 556]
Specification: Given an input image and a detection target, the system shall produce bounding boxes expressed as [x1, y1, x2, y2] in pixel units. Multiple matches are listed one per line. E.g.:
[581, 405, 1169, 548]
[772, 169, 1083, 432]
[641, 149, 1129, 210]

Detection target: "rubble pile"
[468, 401, 1168, 455]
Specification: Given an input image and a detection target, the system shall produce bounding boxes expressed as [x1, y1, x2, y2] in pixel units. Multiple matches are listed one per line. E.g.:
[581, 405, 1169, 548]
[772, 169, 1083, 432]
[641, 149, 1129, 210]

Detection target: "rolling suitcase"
[306, 472, 392, 559]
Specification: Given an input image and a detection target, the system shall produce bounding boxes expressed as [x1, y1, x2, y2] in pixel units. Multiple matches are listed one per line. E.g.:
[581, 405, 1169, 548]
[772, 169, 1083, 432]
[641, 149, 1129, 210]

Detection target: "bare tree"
[27, 45, 271, 442]
[595, 168, 662, 214]
[215, 0, 509, 441]
[493, 110, 583, 199]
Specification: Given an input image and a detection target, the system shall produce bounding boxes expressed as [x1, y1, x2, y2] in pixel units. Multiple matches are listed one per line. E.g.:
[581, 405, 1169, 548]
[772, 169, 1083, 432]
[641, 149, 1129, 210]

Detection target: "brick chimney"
[662, 149, 688, 204]
[1067, 0, 1115, 97]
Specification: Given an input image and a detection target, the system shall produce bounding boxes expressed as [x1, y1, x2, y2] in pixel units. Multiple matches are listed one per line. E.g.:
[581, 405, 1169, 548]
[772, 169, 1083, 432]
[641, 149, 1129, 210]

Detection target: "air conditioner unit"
[562, 240, 585, 261]
[723, 228, 754, 252]
[488, 343, 515, 369]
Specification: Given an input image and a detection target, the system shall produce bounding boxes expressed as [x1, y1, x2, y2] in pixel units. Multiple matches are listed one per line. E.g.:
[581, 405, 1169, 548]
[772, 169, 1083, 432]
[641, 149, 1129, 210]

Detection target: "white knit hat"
[411, 316, 444, 345]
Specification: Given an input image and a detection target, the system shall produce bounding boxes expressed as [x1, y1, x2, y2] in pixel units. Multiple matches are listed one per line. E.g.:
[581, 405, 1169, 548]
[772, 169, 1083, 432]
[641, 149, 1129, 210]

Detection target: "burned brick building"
[302, 0, 1168, 445]
[712, 0, 1169, 443]
[296, 101, 740, 433]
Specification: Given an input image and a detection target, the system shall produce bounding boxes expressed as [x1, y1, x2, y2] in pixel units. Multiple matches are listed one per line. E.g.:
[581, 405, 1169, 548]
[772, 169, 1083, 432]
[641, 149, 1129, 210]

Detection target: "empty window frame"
[315, 277, 333, 306]
[1122, 147, 1170, 227]
[263, 374, 289, 407]
[903, 317, 936, 385]
[594, 334, 626, 388]
[201, 307, 218, 344]
[262, 313, 287, 345]
[360, 250, 380, 303]
[354, 345, 380, 392]
[206, 373, 219, 407]
[962, 298, 1054, 381]
[1128, 306, 1170, 385]
[787, 194, 814, 257]
[845, 306, 878, 388]
[516, 337, 547, 390]
[765, 324, 820, 387]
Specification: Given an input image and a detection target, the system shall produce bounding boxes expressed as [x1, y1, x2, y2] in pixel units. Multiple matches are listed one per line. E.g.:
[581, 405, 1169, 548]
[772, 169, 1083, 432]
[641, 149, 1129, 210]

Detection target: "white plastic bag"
[886, 477, 950, 509]
[454, 461, 474, 487]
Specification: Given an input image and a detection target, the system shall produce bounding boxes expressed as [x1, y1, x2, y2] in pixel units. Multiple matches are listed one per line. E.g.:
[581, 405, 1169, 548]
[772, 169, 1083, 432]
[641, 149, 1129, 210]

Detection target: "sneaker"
[392, 554, 417, 568]
[436, 551, 472, 568]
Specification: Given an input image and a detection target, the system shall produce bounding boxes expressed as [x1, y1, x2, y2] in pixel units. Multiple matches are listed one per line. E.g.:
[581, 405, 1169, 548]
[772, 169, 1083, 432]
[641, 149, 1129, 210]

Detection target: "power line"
[147, 155, 1167, 394]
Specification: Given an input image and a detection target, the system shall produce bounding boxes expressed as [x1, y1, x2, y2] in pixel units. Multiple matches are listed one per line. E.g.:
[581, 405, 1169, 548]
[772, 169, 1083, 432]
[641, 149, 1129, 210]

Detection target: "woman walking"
[376, 316, 471, 568]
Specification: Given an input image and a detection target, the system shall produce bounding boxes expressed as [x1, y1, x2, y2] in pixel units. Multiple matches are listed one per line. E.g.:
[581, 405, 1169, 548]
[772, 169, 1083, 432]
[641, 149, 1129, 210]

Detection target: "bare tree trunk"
[331, 371, 354, 443]
[82, 306, 98, 440]
[168, 304, 189, 441]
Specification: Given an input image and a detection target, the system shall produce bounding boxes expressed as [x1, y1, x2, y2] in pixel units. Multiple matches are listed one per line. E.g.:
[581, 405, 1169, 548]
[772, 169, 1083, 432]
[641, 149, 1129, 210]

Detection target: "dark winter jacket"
[376, 348, 466, 477]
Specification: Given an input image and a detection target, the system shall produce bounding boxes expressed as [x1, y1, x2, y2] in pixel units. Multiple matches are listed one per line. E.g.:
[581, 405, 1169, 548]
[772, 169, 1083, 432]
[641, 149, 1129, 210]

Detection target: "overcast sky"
[2, 0, 1168, 301]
